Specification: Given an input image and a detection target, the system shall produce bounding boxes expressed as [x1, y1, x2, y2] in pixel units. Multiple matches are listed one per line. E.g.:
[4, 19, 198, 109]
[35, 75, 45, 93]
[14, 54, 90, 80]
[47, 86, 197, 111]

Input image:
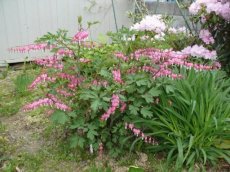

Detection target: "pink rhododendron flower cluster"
[112, 69, 123, 84]
[29, 73, 56, 90]
[130, 15, 166, 34]
[189, 0, 230, 21]
[130, 15, 190, 41]
[100, 94, 120, 121]
[9, 43, 55, 53]
[34, 56, 63, 70]
[125, 123, 158, 145]
[72, 30, 89, 42]
[199, 29, 215, 44]
[182, 45, 217, 60]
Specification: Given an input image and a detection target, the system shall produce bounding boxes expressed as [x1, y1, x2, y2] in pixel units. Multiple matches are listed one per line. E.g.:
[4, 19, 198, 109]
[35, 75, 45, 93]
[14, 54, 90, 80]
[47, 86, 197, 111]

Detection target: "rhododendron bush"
[188, 0, 230, 72]
[10, 14, 229, 169]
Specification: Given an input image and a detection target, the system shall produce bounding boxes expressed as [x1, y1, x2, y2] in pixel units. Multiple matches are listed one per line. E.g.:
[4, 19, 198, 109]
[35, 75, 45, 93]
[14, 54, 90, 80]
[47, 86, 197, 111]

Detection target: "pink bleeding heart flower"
[73, 30, 89, 42]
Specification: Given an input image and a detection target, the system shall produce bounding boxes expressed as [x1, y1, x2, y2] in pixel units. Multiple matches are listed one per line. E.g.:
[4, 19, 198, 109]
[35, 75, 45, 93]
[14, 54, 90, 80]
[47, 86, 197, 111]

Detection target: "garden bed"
[0, 68, 169, 172]
[1, 1, 230, 171]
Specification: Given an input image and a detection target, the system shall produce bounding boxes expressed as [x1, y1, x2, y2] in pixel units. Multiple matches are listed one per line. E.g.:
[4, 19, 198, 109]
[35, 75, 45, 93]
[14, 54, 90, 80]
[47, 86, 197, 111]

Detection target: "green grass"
[14, 71, 34, 96]
[0, 121, 171, 172]
[84, 166, 112, 172]
[0, 122, 11, 170]
[0, 97, 20, 117]
[1, 152, 44, 172]
[0, 67, 39, 117]
[0, 66, 9, 79]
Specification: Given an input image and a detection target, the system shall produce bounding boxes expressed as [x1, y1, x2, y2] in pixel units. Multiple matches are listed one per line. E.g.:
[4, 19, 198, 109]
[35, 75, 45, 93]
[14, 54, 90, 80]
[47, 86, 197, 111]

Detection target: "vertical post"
[111, 0, 118, 32]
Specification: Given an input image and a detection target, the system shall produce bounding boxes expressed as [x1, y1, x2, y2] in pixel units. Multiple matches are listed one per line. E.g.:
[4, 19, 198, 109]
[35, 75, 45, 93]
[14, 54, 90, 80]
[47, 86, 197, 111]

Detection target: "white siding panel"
[0, 0, 9, 65]
[56, 0, 69, 29]
[17, 0, 29, 44]
[0, 0, 132, 65]
[23, 0, 41, 41]
[2, 0, 21, 46]
[68, 0, 82, 34]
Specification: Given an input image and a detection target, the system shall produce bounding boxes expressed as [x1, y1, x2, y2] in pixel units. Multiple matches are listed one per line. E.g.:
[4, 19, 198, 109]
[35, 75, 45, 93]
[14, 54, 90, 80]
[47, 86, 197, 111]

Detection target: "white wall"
[0, 0, 133, 65]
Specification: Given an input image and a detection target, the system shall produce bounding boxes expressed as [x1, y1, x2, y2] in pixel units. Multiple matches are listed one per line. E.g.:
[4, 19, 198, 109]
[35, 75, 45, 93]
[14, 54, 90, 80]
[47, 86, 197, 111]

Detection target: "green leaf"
[99, 68, 110, 78]
[184, 135, 194, 161]
[165, 85, 175, 94]
[148, 88, 162, 97]
[201, 148, 207, 164]
[176, 138, 184, 169]
[141, 94, 153, 103]
[69, 135, 85, 148]
[140, 107, 153, 118]
[133, 100, 143, 108]
[87, 129, 98, 141]
[70, 118, 84, 129]
[91, 99, 101, 112]
[50, 111, 69, 124]
[129, 105, 139, 115]
[97, 33, 108, 44]
[137, 87, 146, 94]
[86, 124, 98, 141]
[101, 130, 110, 142]
[167, 148, 176, 166]
[186, 152, 195, 166]
[128, 166, 145, 172]
[126, 85, 136, 93]
[136, 79, 148, 86]
[215, 140, 230, 149]
[77, 16, 82, 24]
[67, 112, 77, 117]
[87, 124, 97, 130]
[79, 90, 98, 100]
[102, 97, 111, 102]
